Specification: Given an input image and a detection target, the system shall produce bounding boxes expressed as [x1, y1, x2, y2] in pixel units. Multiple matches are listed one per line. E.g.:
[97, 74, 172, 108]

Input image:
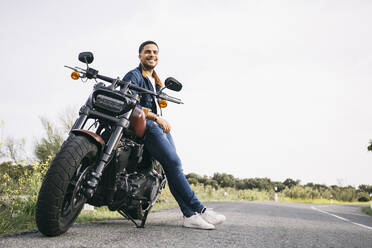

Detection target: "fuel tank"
[129, 108, 146, 137]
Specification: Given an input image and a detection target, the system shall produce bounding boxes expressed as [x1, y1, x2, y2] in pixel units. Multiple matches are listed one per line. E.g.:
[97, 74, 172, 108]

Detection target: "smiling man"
[122, 41, 226, 229]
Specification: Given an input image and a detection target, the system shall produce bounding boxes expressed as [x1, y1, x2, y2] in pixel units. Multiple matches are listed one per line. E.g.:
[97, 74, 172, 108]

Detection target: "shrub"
[0, 157, 51, 233]
[187, 178, 199, 185]
[357, 192, 370, 202]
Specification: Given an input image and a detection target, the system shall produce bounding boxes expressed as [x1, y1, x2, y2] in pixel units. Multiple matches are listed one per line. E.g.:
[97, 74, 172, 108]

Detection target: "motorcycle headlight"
[95, 94, 125, 113]
[92, 87, 134, 115]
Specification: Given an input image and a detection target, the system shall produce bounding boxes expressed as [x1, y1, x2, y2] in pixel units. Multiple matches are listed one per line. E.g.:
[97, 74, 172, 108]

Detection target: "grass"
[279, 197, 370, 205]
[0, 206, 122, 235]
[362, 206, 372, 216]
[0, 210, 35, 235]
[75, 207, 121, 223]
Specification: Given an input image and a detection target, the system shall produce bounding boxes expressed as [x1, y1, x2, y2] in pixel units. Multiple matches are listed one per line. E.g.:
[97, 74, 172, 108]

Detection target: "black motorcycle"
[35, 52, 183, 237]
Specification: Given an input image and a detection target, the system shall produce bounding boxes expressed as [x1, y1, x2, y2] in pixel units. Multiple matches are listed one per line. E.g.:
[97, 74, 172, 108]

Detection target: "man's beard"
[142, 62, 156, 70]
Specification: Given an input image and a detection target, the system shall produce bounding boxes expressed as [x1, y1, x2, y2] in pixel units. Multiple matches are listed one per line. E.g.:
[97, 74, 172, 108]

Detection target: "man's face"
[139, 44, 159, 70]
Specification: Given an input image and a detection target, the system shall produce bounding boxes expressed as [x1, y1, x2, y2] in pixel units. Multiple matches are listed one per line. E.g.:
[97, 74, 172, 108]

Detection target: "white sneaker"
[183, 214, 215, 230]
[200, 208, 226, 225]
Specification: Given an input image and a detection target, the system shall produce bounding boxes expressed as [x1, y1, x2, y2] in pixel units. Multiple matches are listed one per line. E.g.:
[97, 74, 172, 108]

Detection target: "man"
[123, 41, 226, 230]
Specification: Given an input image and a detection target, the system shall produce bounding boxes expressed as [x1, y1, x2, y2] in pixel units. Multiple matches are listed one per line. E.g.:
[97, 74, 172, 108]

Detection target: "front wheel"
[35, 135, 98, 236]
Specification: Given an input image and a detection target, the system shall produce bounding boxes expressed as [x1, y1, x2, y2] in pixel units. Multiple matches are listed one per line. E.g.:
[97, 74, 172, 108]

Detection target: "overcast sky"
[1, 0, 372, 186]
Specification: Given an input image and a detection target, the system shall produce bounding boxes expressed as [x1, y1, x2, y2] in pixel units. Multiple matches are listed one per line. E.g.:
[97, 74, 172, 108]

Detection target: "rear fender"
[70, 129, 105, 151]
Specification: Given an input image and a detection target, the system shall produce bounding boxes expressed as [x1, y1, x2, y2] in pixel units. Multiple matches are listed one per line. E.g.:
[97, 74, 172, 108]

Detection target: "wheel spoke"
[62, 165, 91, 217]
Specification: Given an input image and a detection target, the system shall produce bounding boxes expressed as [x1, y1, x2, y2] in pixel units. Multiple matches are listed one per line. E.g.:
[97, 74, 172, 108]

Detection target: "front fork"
[72, 105, 133, 198]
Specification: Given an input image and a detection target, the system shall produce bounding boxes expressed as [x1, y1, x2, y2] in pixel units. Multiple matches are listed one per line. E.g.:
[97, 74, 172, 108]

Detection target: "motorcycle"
[35, 52, 183, 237]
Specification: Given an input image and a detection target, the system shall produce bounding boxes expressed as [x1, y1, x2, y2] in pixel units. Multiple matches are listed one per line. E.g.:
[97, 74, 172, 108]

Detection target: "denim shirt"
[122, 64, 163, 115]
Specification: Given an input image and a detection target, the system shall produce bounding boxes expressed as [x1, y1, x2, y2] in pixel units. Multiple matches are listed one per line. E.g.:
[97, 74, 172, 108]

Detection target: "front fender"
[70, 129, 105, 151]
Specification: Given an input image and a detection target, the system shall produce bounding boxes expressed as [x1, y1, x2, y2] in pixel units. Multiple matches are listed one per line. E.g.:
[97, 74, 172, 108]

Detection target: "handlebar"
[97, 74, 160, 97]
[158, 93, 183, 104]
[96, 74, 152, 94]
[67, 65, 183, 104]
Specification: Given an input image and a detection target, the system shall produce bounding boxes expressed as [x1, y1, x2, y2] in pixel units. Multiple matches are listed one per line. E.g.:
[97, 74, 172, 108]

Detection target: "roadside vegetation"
[1, 115, 371, 234]
[362, 207, 372, 216]
[1, 159, 371, 235]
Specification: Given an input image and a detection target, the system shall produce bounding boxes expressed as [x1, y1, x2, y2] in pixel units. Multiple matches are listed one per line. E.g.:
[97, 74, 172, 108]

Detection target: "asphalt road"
[1, 201, 372, 248]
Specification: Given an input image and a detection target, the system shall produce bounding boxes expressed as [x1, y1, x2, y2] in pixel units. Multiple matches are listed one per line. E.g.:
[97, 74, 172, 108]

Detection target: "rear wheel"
[35, 135, 98, 236]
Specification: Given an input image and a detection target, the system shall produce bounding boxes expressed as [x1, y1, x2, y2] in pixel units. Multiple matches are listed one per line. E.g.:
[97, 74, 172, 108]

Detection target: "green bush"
[0, 157, 51, 234]
[357, 192, 370, 202]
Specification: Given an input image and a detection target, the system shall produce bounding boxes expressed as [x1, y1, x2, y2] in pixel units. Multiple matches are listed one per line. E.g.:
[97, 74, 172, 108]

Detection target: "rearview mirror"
[164, 77, 182, 92]
[78, 52, 94, 64]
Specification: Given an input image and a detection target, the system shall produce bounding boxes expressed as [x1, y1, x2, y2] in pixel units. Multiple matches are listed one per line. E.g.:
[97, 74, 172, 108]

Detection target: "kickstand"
[118, 209, 141, 228]
[140, 206, 152, 228]
[118, 206, 152, 228]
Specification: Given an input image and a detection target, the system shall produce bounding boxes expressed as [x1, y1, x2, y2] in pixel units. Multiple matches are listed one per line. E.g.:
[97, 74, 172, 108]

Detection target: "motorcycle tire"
[35, 135, 98, 236]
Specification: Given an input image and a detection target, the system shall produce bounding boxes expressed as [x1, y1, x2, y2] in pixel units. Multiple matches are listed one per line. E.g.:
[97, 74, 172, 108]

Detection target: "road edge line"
[311, 206, 372, 231]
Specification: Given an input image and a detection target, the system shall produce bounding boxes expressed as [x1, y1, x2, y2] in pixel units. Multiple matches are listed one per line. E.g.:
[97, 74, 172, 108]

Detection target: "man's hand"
[155, 117, 171, 133]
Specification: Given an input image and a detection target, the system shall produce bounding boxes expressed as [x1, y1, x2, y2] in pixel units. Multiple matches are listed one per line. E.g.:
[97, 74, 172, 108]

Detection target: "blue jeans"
[144, 120, 204, 217]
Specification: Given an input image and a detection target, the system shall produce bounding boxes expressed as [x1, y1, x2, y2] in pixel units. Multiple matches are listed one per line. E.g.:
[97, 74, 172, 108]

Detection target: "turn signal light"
[159, 99, 168, 108]
[71, 71, 80, 80]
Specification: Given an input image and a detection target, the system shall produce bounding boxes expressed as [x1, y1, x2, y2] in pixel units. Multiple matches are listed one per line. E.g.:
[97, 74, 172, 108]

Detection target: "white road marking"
[311, 206, 372, 231]
[351, 222, 372, 231]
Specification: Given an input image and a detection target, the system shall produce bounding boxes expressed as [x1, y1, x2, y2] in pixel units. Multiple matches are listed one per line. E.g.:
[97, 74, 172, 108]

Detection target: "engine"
[116, 168, 162, 203]
[87, 137, 165, 212]
[112, 139, 165, 210]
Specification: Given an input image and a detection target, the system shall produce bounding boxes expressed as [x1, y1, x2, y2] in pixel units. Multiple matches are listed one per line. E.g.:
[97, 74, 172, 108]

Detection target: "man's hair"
[139, 40, 159, 54]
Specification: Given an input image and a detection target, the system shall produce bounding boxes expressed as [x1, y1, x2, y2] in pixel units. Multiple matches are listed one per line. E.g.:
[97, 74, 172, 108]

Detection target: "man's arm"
[123, 71, 171, 133]
[147, 112, 171, 133]
[123, 71, 151, 116]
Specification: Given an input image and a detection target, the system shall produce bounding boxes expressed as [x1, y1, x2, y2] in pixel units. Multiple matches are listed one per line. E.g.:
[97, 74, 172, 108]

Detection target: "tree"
[187, 178, 199, 185]
[34, 107, 78, 162]
[212, 173, 235, 188]
[34, 117, 64, 162]
[283, 178, 299, 188]
[0, 137, 28, 165]
[58, 105, 78, 133]
[368, 140, 372, 151]
[205, 179, 219, 189]
[358, 184, 372, 194]
[186, 173, 202, 181]
[272, 181, 285, 192]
